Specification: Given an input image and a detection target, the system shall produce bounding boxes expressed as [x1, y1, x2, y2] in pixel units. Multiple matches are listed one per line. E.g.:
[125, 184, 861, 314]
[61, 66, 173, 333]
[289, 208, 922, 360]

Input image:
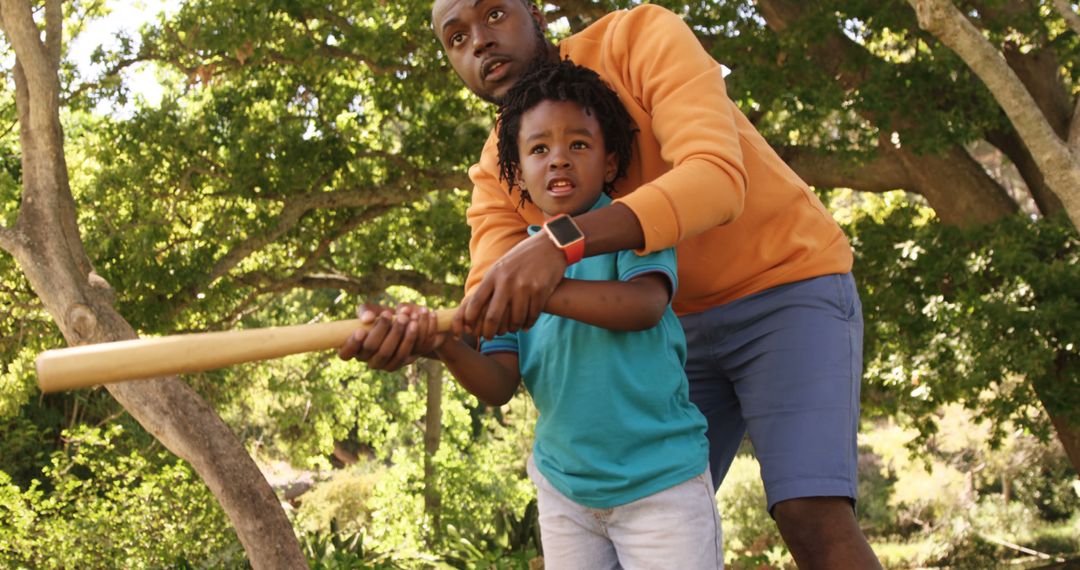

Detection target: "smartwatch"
[542, 214, 585, 265]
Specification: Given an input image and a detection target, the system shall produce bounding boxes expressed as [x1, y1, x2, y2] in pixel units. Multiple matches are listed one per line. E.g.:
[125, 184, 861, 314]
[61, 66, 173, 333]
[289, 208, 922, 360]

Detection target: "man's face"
[432, 0, 554, 103]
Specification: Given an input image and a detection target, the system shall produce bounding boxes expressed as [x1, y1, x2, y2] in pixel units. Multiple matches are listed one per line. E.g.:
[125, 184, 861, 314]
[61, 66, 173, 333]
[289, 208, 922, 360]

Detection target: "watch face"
[546, 216, 583, 246]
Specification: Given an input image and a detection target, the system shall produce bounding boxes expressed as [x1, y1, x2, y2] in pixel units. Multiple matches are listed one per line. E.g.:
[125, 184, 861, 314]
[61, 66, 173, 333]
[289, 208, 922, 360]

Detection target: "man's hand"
[454, 232, 566, 340]
[338, 302, 443, 371]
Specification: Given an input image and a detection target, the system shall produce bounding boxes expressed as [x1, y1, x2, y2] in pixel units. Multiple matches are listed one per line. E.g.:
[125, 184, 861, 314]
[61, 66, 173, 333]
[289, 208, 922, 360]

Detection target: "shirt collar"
[527, 193, 612, 235]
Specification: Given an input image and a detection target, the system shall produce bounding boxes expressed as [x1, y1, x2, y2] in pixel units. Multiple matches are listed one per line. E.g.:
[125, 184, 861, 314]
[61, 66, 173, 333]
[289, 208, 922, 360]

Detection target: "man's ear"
[527, 2, 548, 31]
[604, 152, 617, 183]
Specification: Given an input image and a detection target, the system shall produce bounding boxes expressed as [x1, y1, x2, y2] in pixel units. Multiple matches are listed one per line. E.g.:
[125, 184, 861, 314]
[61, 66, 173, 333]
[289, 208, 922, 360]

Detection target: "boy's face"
[431, 0, 553, 103]
[517, 100, 616, 217]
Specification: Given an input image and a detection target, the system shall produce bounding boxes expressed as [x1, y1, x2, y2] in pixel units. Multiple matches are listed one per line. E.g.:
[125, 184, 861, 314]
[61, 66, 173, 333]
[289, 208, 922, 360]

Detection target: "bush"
[716, 453, 792, 568]
[294, 463, 382, 537]
[0, 424, 241, 569]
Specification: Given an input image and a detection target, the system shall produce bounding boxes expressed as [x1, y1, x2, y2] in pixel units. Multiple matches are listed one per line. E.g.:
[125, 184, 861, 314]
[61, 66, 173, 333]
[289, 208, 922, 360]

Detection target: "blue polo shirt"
[481, 195, 708, 509]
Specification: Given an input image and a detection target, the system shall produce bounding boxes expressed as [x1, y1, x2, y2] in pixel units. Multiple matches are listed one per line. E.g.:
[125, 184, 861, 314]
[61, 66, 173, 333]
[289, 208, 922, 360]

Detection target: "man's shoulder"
[562, 4, 689, 55]
[572, 3, 681, 35]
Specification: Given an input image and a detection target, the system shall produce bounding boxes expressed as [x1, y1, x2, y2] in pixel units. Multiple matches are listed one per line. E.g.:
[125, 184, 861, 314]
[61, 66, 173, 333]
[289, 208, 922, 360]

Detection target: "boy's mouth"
[547, 178, 574, 195]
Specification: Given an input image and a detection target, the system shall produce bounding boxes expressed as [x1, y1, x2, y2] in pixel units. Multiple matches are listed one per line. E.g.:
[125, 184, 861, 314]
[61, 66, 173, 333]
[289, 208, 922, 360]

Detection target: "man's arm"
[454, 203, 645, 340]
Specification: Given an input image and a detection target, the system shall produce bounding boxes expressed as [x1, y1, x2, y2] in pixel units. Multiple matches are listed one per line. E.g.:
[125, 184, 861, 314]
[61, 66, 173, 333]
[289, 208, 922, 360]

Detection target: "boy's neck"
[541, 192, 609, 219]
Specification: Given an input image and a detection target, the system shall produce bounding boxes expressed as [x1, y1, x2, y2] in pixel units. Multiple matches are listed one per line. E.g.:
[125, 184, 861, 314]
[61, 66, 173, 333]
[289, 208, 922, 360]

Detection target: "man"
[341, 1, 882, 567]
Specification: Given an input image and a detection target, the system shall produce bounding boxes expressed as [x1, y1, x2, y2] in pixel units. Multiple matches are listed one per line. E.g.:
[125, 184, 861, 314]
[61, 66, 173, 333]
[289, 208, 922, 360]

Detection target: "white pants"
[528, 455, 723, 570]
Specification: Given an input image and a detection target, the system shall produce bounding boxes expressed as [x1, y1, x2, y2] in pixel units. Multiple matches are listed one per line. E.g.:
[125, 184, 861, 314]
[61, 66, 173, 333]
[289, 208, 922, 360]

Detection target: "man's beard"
[487, 20, 556, 105]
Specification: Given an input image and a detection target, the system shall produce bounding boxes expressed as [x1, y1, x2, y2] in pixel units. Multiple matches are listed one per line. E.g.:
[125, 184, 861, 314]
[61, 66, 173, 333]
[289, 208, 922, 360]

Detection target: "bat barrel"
[35, 309, 456, 393]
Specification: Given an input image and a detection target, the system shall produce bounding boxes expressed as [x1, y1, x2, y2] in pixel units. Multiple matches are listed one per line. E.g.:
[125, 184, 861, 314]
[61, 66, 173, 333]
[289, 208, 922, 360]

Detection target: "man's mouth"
[482, 57, 511, 82]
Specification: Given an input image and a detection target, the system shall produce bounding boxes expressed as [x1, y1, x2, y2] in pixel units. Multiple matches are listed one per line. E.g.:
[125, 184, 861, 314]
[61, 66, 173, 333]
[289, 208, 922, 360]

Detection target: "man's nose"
[472, 27, 495, 56]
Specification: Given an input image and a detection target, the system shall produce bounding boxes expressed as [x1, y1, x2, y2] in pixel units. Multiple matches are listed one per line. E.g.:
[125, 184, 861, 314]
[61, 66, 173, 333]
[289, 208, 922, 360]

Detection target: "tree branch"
[985, 128, 1065, 217]
[548, 0, 611, 33]
[1001, 42, 1072, 139]
[0, 0, 58, 100]
[908, 0, 1080, 228]
[210, 266, 456, 330]
[0, 224, 21, 256]
[205, 194, 390, 287]
[1070, 96, 1080, 154]
[296, 269, 457, 300]
[756, 0, 874, 92]
[64, 54, 144, 103]
[44, 0, 60, 68]
[776, 145, 912, 193]
[1052, 0, 1080, 36]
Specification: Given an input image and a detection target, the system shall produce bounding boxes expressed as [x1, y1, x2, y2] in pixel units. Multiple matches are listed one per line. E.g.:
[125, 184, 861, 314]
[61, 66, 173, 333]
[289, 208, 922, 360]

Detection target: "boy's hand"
[338, 302, 441, 371]
[455, 232, 565, 340]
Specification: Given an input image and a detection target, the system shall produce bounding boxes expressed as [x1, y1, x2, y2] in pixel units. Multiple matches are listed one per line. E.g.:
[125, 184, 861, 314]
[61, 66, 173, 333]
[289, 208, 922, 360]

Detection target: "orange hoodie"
[465, 4, 852, 315]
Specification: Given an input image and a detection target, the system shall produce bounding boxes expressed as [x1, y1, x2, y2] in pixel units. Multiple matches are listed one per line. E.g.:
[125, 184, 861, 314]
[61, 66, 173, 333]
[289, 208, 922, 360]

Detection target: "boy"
[412, 60, 722, 569]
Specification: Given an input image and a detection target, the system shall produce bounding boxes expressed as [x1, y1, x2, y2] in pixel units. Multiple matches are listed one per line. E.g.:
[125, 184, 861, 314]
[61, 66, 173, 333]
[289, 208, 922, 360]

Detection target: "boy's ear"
[514, 167, 525, 189]
[604, 152, 617, 183]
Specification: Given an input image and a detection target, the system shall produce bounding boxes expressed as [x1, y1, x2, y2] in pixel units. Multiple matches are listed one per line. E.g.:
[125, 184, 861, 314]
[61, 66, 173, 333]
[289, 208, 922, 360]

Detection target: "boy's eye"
[529, 144, 548, 155]
[488, 9, 504, 23]
[571, 141, 589, 150]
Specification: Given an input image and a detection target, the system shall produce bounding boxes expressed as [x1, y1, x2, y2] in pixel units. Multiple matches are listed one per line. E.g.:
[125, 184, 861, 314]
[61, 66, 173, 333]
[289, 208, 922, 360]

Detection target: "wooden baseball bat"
[35, 308, 457, 393]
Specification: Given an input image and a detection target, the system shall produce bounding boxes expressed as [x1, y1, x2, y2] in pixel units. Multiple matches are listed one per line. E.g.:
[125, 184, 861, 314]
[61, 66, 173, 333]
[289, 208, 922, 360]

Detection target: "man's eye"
[488, 9, 504, 23]
[449, 32, 465, 47]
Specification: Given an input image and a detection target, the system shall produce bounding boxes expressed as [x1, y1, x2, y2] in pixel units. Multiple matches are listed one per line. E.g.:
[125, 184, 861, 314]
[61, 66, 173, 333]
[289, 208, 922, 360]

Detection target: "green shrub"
[0, 424, 241, 569]
[716, 454, 792, 568]
[295, 463, 382, 537]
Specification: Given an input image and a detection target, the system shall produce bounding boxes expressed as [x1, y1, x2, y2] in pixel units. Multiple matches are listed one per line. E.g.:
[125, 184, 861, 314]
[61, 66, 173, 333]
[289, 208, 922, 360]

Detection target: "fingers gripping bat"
[34, 308, 457, 393]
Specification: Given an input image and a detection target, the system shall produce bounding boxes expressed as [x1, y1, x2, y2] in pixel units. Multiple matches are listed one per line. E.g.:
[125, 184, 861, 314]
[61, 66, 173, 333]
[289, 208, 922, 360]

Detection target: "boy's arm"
[435, 338, 521, 407]
[545, 272, 670, 331]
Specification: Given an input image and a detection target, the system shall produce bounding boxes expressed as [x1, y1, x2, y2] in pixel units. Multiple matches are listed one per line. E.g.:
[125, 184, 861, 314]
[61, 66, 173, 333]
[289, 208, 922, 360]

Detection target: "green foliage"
[716, 454, 793, 569]
[295, 464, 382, 537]
[862, 404, 1080, 568]
[301, 519, 404, 570]
[673, 0, 1023, 158]
[849, 203, 1080, 445]
[0, 424, 241, 569]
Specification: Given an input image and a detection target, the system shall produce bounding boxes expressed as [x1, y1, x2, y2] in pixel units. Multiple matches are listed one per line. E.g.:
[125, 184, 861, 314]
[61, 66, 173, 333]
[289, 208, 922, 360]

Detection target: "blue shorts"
[679, 272, 863, 511]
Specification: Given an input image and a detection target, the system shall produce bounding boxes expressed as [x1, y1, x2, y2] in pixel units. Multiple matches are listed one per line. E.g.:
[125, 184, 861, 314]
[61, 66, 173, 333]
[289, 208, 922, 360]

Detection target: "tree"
[0, 1, 305, 566]
[1, 0, 1075, 562]
[908, 0, 1080, 229]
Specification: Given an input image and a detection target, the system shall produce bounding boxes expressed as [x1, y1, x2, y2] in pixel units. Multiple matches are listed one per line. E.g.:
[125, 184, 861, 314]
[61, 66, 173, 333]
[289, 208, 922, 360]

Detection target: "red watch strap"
[562, 235, 585, 265]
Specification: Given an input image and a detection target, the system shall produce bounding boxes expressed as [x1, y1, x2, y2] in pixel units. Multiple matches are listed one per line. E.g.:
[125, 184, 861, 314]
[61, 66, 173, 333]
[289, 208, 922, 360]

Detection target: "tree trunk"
[1047, 413, 1080, 480]
[421, 358, 444, 537]
[0, 1, 306, 567]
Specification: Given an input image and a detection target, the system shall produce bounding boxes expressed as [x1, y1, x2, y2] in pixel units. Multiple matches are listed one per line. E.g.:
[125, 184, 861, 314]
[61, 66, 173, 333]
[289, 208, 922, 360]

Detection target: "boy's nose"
[547, 150, 571, 170]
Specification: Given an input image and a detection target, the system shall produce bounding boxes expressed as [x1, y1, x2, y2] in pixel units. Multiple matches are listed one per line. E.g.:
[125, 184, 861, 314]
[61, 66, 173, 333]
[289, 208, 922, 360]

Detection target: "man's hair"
[496, 59, 636, 206]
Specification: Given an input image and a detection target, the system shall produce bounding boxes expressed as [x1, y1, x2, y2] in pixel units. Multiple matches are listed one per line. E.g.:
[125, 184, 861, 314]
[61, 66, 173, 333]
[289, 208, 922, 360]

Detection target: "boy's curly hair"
[496, 59, 636, 207]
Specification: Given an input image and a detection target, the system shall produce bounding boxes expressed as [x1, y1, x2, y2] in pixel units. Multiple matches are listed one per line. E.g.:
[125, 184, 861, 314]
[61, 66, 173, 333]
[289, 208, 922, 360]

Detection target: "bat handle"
[35, 307, 458, 393]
